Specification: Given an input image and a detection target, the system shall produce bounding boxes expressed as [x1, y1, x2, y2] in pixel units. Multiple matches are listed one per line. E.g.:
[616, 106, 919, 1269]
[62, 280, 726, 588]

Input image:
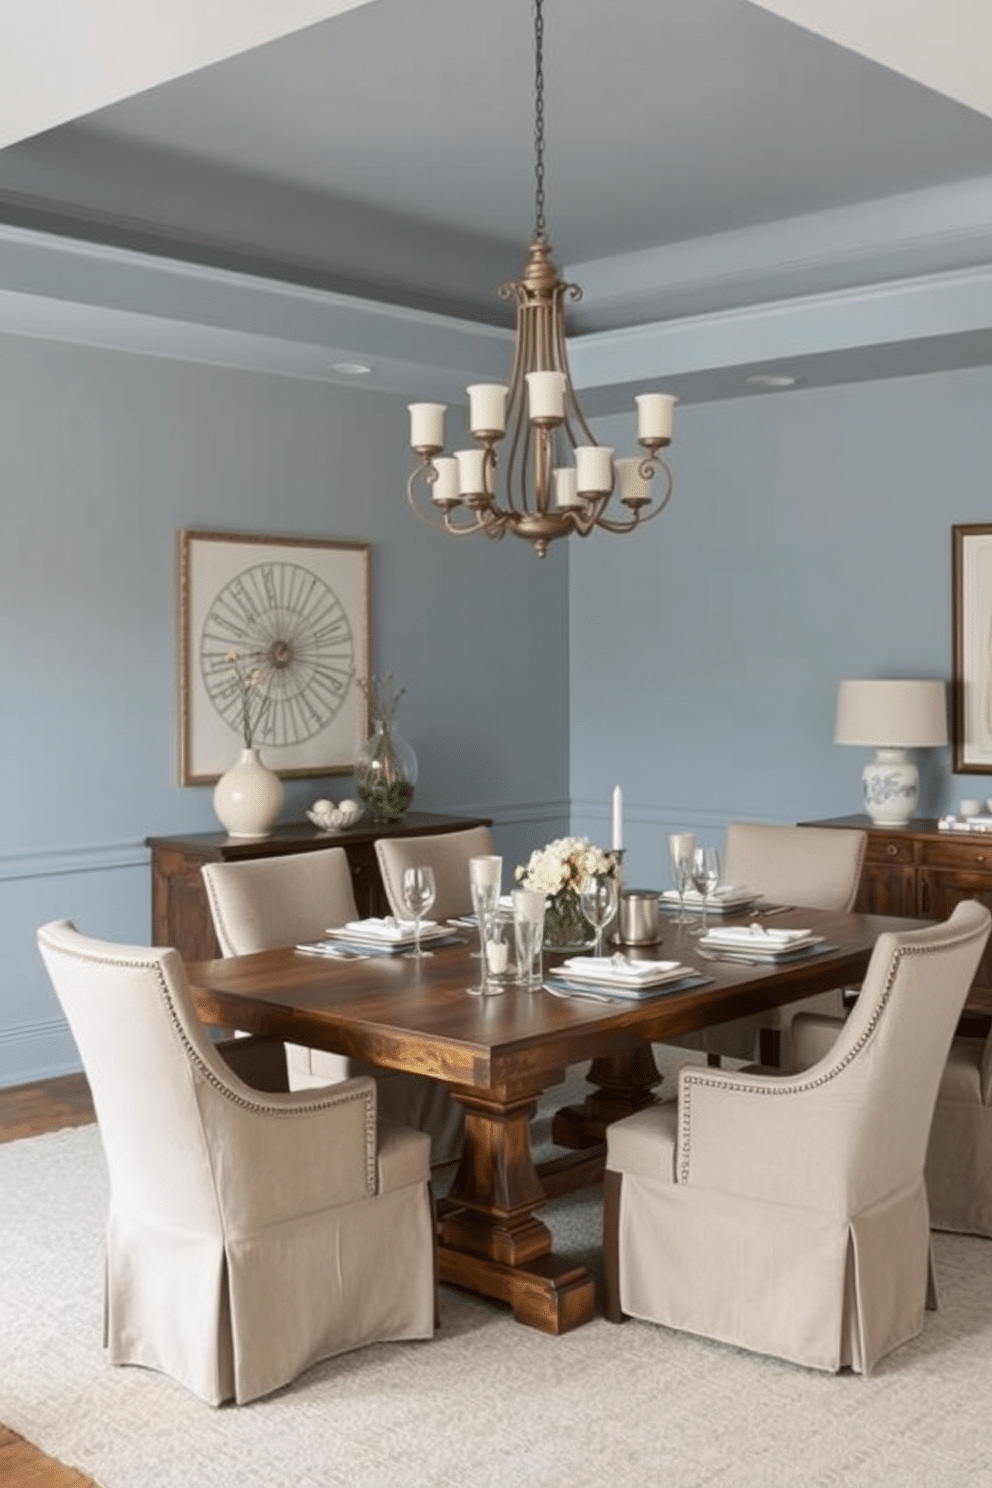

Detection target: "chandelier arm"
[406, 464, 498, 538]
[503, 298, 539, 515]
[594, 459, 675, 533]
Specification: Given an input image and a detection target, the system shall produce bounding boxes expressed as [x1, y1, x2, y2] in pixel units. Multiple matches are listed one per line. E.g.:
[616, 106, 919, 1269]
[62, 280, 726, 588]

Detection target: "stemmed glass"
[690, 846, 721, 937]
[667, 832, 697, 925]
[400, 865, 436, 959]
[579, 874, 619, 959]
[468, 854, 502, 993]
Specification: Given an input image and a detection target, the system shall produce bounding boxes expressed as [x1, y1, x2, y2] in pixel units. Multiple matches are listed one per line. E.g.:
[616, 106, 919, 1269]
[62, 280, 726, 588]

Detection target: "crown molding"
[1, 210, 992, 409]
[566, 176, 992, 332]
[0, 220, 511, 399]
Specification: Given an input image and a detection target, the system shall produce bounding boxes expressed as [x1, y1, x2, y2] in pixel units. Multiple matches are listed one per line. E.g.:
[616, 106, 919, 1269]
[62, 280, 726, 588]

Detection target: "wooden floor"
[1, 1073, 100, 1487]
[0, 1072, 95, 1144]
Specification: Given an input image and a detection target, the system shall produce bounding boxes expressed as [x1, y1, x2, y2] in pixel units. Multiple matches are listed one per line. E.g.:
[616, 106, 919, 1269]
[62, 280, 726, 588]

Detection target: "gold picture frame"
[952, 522, 992, 775]
[179, 529, 370, 784]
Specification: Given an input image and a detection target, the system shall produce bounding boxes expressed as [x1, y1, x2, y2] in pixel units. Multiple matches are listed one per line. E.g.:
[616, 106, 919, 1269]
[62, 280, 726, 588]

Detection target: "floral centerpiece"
[515, 835, 618, 950]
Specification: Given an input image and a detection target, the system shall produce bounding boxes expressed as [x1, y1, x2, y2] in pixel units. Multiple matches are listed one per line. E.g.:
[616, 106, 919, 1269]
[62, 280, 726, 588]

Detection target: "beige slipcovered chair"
[374, 825, 497, 923]
[798, 986, 992, 1239]
[201, 848, 463, 1164]
[36, 919, 436, 1406]
[666, 821, 866, 1066]
[926, 1022, 992, 1237]
[604, 901, 991, 1374]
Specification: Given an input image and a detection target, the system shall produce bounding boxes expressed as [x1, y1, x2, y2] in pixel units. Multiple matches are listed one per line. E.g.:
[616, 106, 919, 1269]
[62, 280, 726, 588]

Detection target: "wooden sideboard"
[146, 811, 492, 964]
[801, 814, 992, 1019]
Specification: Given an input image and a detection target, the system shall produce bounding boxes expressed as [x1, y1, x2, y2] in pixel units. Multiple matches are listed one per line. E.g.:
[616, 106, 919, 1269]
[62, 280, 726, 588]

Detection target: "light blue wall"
[6, 328, 992, 1087]
[0, 332, 569, 1085]
[570, 366, 992, 891]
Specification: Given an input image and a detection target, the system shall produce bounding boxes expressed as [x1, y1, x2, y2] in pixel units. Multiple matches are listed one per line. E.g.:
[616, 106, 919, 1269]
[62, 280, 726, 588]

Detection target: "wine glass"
[400, 864, 436, 959]
[690, 846, 721, 936]
[580, 874, 619, 959]
[667, 832, 697, 925]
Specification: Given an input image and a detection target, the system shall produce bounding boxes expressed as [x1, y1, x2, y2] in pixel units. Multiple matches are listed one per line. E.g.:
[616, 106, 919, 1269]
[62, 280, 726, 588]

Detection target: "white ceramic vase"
[213, 746, 284, 838]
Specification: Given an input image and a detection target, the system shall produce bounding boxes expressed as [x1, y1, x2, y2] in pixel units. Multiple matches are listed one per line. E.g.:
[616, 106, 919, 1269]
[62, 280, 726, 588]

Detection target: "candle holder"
[609, 848, 626, 947]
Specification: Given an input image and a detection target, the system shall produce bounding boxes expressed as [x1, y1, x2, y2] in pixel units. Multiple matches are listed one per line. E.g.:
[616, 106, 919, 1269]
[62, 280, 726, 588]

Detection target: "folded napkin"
[558, 955, 683, 987]
[341, 916, 441, 941]
[702, 925, 812, 946]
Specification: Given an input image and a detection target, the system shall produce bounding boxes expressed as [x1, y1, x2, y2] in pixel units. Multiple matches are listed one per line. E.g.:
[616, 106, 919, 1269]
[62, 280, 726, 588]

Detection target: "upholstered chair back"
[723, 901, 992, 1218]
[202, 847, 358, 956]
[200, 845, 466, 1164]
[723, 821, 866, 912]
[37, 919, 237, 1235]
[375, 825, 496, 923]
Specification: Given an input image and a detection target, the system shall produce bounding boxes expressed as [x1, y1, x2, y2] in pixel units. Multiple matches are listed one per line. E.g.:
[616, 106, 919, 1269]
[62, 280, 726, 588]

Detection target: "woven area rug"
[4, 1055, 992, 1488]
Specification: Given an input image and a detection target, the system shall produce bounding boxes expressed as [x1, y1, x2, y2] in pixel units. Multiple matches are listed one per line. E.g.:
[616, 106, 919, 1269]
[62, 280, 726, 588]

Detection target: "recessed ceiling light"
[332, 362, 372, 376]
[745, 373, 801, 389]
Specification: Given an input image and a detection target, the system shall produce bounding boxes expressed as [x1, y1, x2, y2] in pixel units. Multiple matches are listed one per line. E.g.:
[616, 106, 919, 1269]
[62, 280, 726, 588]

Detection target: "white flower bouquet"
[515, 835, 617, 948]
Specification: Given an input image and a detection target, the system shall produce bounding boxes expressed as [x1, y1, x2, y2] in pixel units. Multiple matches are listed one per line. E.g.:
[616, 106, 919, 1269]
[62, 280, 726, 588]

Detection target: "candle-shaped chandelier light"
[406, 0, 677, 559]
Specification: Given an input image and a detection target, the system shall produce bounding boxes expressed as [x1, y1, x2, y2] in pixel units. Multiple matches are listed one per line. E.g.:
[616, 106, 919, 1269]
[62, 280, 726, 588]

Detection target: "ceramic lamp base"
[862, 748, 918, 828]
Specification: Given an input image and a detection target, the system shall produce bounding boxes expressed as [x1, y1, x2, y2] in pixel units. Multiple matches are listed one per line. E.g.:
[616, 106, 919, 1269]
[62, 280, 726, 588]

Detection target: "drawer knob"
[977, 854, 986, 864]
[886, 844, 898, 857]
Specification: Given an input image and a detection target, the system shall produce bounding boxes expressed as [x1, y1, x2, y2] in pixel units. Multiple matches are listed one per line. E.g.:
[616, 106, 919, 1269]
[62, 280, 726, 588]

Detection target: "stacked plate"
[325, 917, 454, 954]
[545, 955, 704, 1001]
[659, 884, 760, 915]
[698, 925, 825, 961]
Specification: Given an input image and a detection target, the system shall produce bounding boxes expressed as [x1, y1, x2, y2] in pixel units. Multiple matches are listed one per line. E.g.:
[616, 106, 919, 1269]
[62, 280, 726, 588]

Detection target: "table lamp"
[834, 679, 948, 827]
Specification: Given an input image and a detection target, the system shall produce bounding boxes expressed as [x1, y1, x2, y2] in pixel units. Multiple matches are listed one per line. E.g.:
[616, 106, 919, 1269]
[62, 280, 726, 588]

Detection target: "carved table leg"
[437, 1087, 596, 1335]
[551, 1044, 662, 1149]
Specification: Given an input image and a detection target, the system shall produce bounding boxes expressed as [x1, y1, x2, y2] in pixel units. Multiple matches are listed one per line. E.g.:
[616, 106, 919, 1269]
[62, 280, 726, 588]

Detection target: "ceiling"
[2, 0, 992, 404]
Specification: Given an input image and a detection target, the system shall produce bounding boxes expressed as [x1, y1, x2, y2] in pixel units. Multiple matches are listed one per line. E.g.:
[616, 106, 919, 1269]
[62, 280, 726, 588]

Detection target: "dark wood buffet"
[146, 811, 491, 964]
[802, 814, 992, 1023]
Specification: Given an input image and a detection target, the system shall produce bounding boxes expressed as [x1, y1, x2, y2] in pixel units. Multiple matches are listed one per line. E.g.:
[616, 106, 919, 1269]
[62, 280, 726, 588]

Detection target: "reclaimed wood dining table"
[187, 907, 923, 1336]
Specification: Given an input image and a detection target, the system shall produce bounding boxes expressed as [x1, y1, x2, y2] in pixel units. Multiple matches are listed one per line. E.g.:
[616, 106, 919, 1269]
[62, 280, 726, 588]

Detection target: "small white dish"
[307, 798, 365, 831]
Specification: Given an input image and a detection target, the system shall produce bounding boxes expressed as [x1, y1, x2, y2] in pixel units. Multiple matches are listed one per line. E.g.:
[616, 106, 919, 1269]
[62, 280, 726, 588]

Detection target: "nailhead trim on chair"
[677, 930, 982, 1186]
[201, 874, 238, 958]
[39, 932, 378, 1195]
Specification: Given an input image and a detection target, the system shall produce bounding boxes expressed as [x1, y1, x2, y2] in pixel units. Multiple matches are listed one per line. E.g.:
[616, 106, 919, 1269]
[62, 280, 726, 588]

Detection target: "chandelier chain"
[533, 0, 546, 241]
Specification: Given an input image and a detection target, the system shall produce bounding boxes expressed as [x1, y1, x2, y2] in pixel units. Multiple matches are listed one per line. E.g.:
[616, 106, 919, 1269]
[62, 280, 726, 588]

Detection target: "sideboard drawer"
[864, 835, 915, 865]
[920, 839, 992, 872]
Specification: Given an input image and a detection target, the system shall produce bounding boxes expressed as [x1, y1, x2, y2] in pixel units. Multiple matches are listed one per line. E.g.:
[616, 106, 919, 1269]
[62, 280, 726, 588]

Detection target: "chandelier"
[406, 0, 676, 559]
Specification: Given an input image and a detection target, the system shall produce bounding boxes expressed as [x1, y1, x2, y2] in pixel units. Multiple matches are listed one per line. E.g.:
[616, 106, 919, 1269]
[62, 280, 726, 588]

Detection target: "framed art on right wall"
[952, 523, 992, 773]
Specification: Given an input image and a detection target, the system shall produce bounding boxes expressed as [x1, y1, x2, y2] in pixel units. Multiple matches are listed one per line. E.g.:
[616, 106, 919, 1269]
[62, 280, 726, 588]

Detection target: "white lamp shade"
[834, 680, 948, 748]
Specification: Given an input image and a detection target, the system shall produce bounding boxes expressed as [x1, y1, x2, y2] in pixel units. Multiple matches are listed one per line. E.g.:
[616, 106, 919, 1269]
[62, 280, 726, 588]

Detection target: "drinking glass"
[690, 846, 721, 936]
[468, 854, 503, 993]
[667, 832, 697, 924]
[400, 865, 436, 959]
[579, 875, 619, 959]
[513, 888, 546, 989]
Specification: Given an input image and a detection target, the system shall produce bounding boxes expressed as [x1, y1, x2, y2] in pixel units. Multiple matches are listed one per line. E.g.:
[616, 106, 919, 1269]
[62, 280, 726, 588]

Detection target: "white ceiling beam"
[746, 0, 992, 119]
[0, 0, 376, 149]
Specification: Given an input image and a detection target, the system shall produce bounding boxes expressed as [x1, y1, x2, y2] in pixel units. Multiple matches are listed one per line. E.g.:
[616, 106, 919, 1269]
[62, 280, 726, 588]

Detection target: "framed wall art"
[952, 523, 992, 774]
[179, 530, 370, 784]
